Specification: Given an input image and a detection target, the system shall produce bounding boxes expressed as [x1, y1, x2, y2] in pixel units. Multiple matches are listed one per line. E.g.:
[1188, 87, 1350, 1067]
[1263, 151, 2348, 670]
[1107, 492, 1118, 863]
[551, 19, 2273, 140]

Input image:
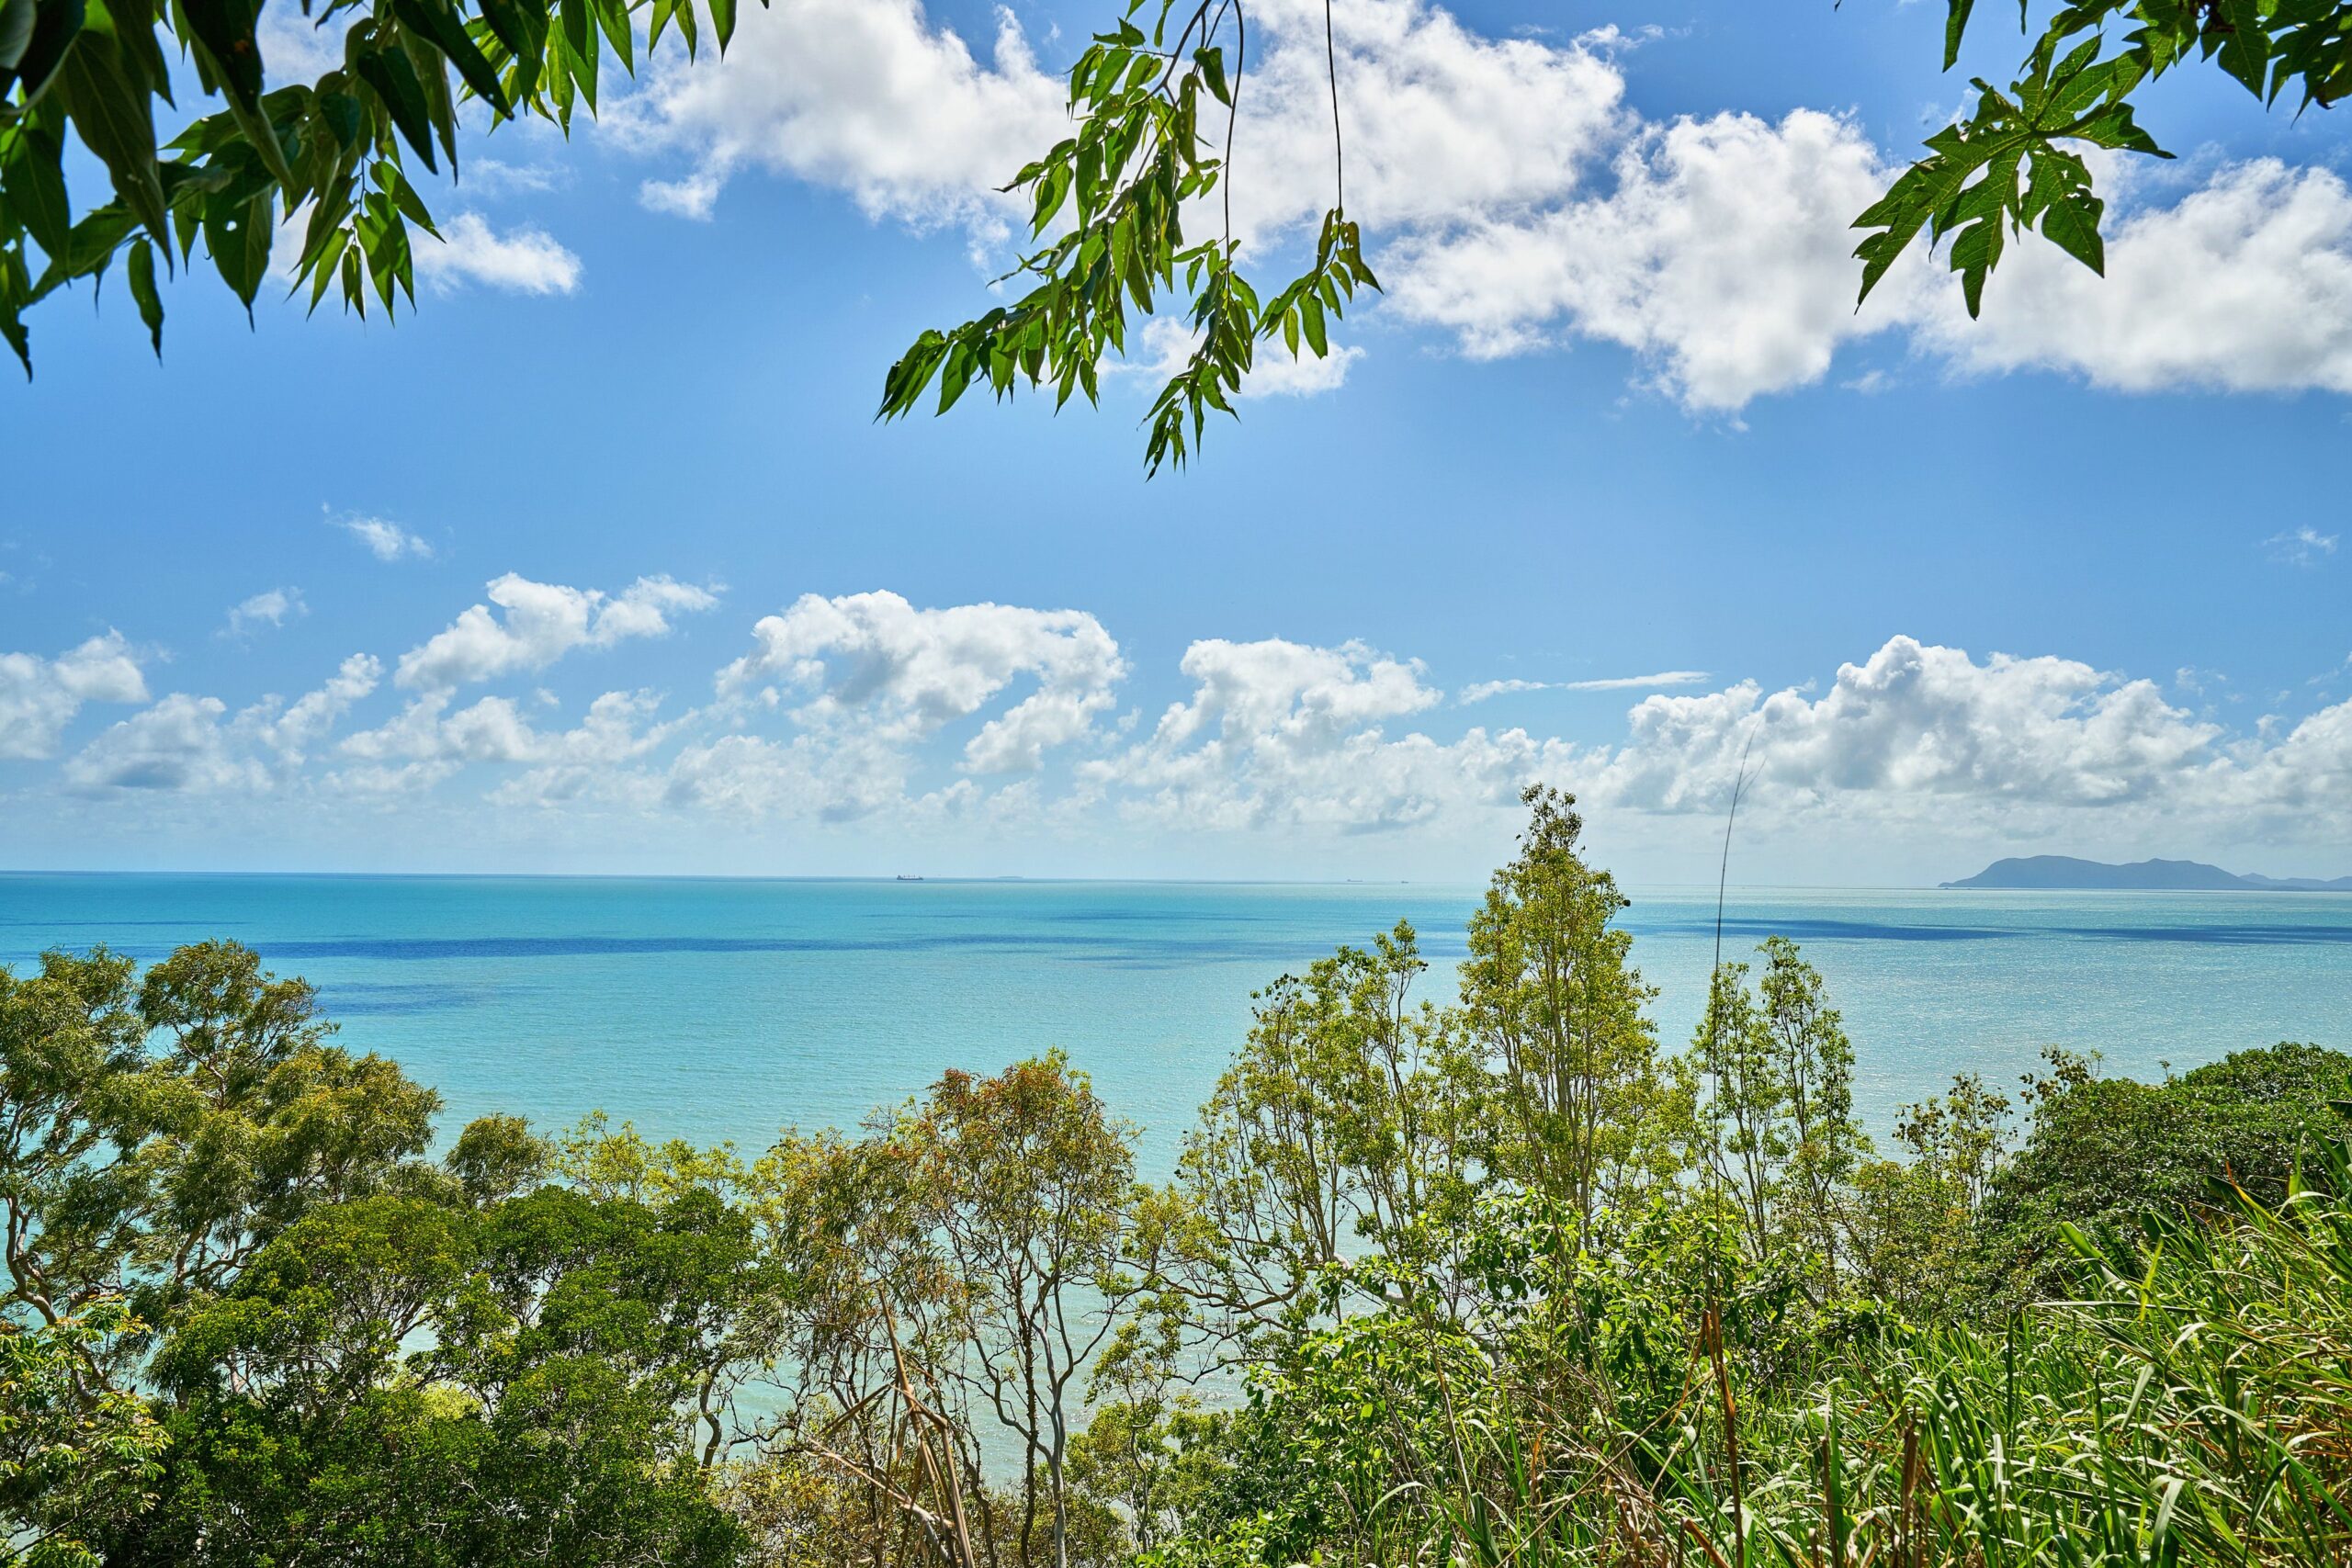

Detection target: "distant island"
[1944, 855, 2352, 891]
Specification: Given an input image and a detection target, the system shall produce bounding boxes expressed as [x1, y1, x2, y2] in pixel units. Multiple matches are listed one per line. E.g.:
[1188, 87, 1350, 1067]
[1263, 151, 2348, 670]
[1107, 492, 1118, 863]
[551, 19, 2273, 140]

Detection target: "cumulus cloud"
[1918, 161, 2352, 396]
[1388, 108, 1910, 405]
[397, 573, 720, 690]
[717, 591, 1125, 774]
[1080, 637, 1544, 831]
[16, 596, 2351, 863]
[0, 634, 150, 759]
[617, 0, 1062, 230]
[1217, 0, 1626, 244]
[254, 655, 383, 768]
[223, 588, 306, 638]
[336, 515, 435, 561]
[64, 694, 267, 794]
[413, 213, 583, 296]
[618, 0, 1623, 250]
[1575, 637, 2239, 824]
[337, 688, 675, 796]
[59, 655, 383, 793]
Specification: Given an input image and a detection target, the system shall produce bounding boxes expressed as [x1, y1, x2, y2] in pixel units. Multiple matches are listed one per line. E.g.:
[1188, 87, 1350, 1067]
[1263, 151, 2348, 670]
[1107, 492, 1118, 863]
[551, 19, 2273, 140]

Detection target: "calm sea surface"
[4, 874, 2346, 1174]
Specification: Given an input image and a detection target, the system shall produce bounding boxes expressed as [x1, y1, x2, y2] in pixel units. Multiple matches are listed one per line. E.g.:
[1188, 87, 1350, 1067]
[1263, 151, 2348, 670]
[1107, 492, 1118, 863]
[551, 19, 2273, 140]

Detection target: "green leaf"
[1297, 290, 1327, 357]
[54, 21, 169, 242]
[356, 42, 439, 171]
[126, 232, 161, 354]
[306, 224, 348, 312]
[2213, 0, 2271, 96]
[474, 0, 547, 75]
[1194, 44, 1228, 106]
[592, 0, 631, 74]
[706, 0, 735, 54]
[2038, 186, 2104, 274]
[1942, 0, 1975, 71]
[203, 189, 272, 312]
[0, 0, 86, 108]
[1, 122, 73, 257]
[556, 0, 596, 108]
[377, 161, 440, 238]
[179, 0, 264, 106]
[392, 0, 511, 113]
[0, 0, 37, 76]
[0, 246, 32, 374]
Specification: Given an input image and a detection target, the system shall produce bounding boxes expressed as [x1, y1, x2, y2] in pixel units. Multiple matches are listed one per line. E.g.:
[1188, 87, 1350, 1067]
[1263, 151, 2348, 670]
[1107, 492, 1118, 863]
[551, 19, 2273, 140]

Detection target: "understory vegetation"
[6, 788, 2349, 1567]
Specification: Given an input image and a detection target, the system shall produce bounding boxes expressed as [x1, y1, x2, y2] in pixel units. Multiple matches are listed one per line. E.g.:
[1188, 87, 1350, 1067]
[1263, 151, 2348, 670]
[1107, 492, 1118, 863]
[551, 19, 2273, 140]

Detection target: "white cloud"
[1386, 108, 1910, 405]
[2265, 525, 2339, 566]
[338, 688, 675, 796]
[462, 159, 567, 197]
[414, 212, 582, 296]
[1081, 637, 1535, 831]
[1575, 637, 2237, 821]
[64, 694, 267, 794]
[396, 573, 719, 690]
[1391, 136, 2352, 410]
[1463, 670, 1710, 702]
[617, 0, 1063, 230]
[0, 634, 150, 759]
[58, 654, 382, 793]
[1919, 160, 2352, 396]
[16, 596, 2351, 866]
[254, 654, 383, 767]
[1459, 677, 1549, 704]
[336, 515, 435, 562]
[223, 587, 306, 638]
[716, 591, 1125, 774]
[1218, 0, 1626, 245]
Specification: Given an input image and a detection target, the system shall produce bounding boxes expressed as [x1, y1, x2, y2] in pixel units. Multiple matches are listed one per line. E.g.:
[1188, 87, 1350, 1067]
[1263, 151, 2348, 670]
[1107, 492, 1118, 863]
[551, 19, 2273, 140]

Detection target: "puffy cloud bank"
[6, 585, 2347, 871]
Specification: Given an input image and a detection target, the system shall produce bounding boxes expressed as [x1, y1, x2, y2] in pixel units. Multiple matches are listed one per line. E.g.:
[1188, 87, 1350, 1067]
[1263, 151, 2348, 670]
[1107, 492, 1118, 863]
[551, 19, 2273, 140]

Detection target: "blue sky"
[3, 0, 2347, 884]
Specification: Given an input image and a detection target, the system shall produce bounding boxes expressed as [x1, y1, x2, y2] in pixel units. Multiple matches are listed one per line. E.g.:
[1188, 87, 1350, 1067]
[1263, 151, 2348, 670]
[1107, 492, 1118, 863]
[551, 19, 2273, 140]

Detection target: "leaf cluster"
[876, 0, 1375, 474]
[0, 0, 761, 368]
[1858, 0, 2352, 314]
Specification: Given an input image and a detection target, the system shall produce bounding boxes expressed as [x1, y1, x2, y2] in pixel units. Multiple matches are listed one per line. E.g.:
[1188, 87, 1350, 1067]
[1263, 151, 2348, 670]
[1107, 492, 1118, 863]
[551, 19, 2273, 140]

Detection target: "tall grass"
[1222, 1162, 2352, 1568]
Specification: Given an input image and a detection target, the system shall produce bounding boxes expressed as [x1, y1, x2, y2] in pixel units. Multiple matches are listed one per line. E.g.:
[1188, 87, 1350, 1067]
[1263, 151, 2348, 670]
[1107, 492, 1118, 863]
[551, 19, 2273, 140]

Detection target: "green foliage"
[6, 818, 2348, 1568]
[1696, 938, 1871, 1285]
[0, 0, 769, 369]
[1970, 1040, 2352, 1311]
[1464, 786, 1690, 1246]
[876, 0, 1375, 474]
[1858, 0, 2352, 314]
[0, 1298, 166, 1568]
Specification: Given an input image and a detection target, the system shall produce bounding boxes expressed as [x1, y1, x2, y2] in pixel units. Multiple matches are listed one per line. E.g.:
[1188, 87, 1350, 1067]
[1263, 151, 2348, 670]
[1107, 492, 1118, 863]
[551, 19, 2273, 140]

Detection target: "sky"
[2, 0, 2347, 886]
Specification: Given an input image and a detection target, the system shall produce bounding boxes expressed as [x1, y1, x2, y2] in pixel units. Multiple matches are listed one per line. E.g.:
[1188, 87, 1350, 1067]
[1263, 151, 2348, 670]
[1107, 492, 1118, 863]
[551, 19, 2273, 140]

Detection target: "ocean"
[4, 874, 2346, 1174]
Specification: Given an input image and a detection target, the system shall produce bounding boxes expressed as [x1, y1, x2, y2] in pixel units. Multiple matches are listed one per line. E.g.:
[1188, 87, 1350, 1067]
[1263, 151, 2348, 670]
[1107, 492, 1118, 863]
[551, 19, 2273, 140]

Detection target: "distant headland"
[1943, 855, 2352, 892]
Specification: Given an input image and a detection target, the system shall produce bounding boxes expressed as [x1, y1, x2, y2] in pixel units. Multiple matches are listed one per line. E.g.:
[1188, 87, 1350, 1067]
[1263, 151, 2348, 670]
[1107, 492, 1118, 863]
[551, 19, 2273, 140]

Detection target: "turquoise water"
[3, 874, 2346, 1174]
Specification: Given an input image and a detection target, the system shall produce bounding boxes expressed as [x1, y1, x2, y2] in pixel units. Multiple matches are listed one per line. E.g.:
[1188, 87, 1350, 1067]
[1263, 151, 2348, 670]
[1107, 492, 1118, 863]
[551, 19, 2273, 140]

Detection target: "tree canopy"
[6, 795, 2351, 1565]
